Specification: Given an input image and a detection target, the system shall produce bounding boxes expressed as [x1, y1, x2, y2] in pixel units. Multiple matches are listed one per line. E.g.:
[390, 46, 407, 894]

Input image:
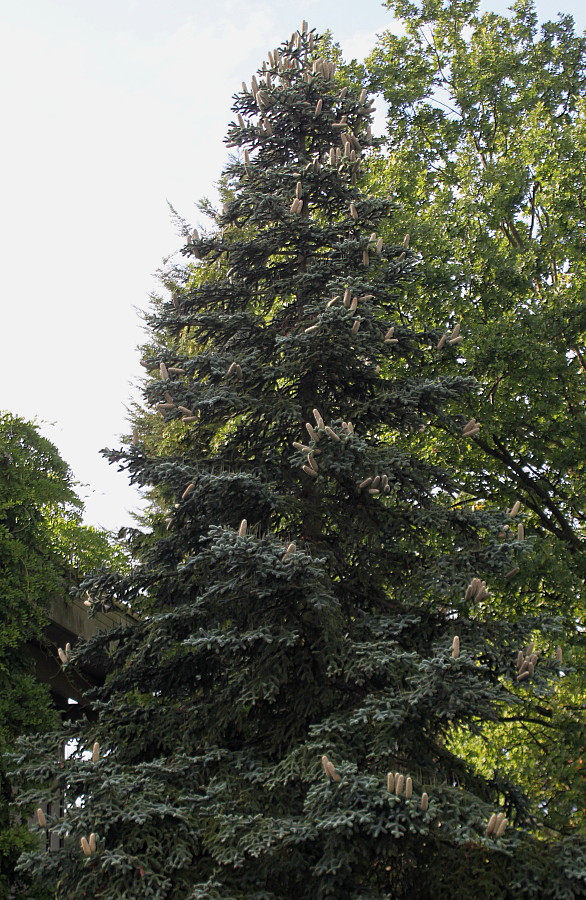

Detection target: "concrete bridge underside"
[28, 596, 135, 716]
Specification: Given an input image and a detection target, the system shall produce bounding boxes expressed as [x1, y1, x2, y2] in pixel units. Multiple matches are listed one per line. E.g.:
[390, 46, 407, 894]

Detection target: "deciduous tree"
[0, 412, 123, 899]
[366, 0, 586, 834]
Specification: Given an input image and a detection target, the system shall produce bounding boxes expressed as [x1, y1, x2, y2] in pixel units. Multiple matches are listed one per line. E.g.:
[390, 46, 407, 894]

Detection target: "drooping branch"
[477, 435, 583, 551]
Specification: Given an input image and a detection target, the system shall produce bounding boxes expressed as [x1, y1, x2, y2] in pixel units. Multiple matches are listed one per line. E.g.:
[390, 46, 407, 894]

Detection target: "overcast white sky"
[1, 0, 584, 532]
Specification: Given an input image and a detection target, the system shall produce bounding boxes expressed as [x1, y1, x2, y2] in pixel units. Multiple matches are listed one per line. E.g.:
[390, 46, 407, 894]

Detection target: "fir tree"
[16, 24, 586, 900]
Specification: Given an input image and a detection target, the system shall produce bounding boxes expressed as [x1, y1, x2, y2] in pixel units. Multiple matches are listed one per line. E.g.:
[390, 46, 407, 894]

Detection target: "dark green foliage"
[0, 413, 125, 899]
[0, 414, 74, 899]
[15, 26, 586, 899]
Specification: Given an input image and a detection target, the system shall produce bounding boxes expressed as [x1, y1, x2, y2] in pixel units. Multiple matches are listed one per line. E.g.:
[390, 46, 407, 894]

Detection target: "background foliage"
[0, 412, 124, 899]
[364, 0, 586, 834]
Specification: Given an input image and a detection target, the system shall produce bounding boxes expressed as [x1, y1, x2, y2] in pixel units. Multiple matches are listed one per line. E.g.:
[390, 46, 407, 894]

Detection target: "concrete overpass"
[24, 597, 137, 854]
[29, 596, 136, 716]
